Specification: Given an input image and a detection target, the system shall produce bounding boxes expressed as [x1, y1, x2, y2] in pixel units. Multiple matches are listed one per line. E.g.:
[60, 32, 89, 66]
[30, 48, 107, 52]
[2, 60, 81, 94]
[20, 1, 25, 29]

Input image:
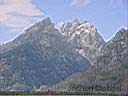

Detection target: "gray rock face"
[60, 19, 105, 64]
[51, 28, 128, 94]
[0, 17, 91, 91]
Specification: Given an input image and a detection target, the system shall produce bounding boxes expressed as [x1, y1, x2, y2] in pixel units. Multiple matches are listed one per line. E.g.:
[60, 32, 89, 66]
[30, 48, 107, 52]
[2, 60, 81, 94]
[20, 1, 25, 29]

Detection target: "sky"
[0, 0, 127, 43]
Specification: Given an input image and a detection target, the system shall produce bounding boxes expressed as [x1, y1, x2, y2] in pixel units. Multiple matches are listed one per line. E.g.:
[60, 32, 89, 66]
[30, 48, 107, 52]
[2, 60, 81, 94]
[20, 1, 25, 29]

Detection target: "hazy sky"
[0, 0, 127, 43]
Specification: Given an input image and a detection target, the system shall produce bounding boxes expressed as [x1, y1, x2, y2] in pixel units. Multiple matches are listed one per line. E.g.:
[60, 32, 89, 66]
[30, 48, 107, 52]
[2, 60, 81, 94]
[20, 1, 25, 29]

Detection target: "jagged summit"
[61, 18, 97, 37]
[60, 18, 102, 46]
[60, 18, 105, 64]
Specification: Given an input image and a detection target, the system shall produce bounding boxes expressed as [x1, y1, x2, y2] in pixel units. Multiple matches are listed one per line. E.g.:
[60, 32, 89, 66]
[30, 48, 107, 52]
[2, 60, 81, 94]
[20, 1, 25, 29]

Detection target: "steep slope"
[0, 17, 91, 91]
[60, 19, 105, 64]
[52, 28, 128, 94]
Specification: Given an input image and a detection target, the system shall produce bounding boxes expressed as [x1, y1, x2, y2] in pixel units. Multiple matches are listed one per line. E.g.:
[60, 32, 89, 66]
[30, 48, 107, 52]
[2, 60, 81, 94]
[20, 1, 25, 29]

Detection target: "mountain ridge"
[50, 28, 128, 94]
[0, 17, 91, 91]
[60, 18, 105, 64]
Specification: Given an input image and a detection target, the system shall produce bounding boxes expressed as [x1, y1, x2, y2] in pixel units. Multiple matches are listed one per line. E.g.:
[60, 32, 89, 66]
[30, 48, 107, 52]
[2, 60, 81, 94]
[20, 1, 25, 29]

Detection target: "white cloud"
[0, 0, 44, 32]
[71, 0, 91, 6]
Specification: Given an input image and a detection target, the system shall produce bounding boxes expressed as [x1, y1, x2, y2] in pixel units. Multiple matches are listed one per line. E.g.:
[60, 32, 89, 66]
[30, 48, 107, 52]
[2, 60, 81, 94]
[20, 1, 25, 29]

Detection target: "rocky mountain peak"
[60, 19, 103, 47]
[100, 27, 128, 56]
[24, 17, 53, 33]
[12, 17, 55, 44]
[60, 19, 105, 64]
[61, 19, 97, 37]
[115, 27, 127, 38]
[109, 27, 127, 44]
[0, 17, 55, 53]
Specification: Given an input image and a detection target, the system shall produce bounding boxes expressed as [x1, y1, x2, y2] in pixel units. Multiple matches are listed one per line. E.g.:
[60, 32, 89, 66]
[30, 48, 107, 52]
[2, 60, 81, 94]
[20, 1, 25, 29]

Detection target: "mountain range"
[51, 28, 128, 94]
[0, 17, 127, 94]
